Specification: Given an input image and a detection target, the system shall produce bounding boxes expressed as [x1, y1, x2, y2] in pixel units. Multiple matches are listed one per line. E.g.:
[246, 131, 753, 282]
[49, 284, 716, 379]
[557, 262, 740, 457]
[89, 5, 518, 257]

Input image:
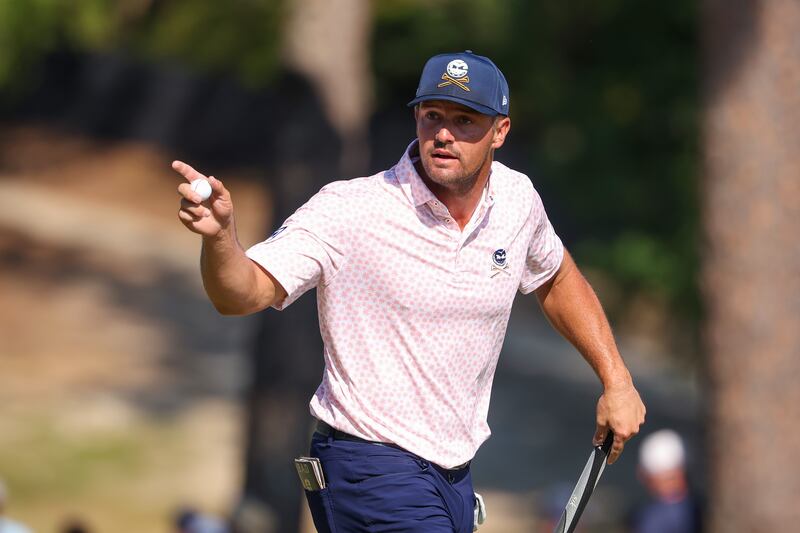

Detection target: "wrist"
[203, 217, 236, 244]
[601, 367, 633, 392]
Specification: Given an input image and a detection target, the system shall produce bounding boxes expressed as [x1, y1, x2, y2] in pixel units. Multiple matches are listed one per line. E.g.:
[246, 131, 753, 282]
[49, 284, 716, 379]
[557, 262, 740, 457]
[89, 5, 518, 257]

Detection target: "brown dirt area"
[0, 125, 269, 532]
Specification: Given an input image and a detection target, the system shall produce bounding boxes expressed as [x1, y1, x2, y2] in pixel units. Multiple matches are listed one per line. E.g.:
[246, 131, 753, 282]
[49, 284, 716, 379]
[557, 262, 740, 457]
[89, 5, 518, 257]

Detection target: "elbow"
[210, 299, 257, 316]
[212, 303, 242, 316]
[214, 305, 245, 316]
[210, 293, 277, 316]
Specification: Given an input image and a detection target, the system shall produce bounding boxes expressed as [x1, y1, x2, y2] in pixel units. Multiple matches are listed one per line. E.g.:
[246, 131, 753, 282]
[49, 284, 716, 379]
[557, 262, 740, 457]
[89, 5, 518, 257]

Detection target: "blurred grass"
[0, 400, 238, 533]
[2, 416, 148, 498]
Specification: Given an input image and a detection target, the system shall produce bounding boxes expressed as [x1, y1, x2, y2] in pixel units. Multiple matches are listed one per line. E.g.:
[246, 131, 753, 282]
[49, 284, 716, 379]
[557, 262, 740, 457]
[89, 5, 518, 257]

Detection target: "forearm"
[173, 161, 282, 314]
[536, 251, 631, 389]
[536, 250, 645, 460]
[200, 220, 277, 315]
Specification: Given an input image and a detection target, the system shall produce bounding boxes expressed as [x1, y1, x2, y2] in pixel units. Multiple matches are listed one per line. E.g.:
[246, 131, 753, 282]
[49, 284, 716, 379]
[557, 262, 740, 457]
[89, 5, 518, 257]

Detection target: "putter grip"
[598, 431, 614, 456]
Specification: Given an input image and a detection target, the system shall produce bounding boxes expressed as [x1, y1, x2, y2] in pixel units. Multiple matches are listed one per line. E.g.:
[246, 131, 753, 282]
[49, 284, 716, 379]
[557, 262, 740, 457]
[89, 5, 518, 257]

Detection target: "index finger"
[171, 160, 207, 183]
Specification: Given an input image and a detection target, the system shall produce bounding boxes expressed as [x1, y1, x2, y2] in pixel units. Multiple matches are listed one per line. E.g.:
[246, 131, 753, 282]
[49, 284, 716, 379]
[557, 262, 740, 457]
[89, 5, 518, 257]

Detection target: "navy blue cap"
[408, 50, 510, 116]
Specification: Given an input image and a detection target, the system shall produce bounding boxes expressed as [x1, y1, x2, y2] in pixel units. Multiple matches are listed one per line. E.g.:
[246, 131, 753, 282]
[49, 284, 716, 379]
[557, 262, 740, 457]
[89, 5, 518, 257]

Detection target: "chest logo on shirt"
[490, 248, 510, 277]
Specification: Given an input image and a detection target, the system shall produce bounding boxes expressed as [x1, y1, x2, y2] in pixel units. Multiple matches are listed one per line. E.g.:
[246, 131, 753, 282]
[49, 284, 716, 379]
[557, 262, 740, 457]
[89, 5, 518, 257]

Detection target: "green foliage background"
[372, 0, 699, 324]
[0, 0, 699, 328]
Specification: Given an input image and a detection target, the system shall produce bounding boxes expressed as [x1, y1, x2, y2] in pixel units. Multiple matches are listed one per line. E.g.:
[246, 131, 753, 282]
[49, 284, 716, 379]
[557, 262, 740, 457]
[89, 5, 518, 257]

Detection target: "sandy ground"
[0, 125, 267, 532]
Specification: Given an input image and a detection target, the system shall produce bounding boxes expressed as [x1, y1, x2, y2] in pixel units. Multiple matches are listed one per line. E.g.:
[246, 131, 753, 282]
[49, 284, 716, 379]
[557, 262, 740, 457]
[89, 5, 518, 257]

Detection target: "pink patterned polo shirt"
[246, 140, 564, 468]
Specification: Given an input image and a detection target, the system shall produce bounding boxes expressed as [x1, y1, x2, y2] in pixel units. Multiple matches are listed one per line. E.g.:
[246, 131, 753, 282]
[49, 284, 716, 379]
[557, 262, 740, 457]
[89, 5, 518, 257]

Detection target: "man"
[174, 50, 645, 532]
[632, 429, 702, 533]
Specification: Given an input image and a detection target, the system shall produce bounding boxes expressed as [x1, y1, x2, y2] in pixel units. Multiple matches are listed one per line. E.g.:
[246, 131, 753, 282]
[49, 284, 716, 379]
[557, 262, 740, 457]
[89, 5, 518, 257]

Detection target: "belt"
[315, 420, 392, 447]
[314, 420, 470, 472]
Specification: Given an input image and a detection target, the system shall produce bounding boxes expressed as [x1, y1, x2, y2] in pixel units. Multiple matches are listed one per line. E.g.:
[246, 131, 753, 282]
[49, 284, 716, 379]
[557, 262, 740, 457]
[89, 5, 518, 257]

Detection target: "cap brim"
[407, 94, 501, 116]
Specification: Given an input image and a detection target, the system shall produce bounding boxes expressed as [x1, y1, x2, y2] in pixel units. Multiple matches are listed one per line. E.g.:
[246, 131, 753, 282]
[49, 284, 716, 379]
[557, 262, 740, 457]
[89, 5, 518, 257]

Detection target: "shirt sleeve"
[245, 183, 347, 310]
[518, 190, 564, 294]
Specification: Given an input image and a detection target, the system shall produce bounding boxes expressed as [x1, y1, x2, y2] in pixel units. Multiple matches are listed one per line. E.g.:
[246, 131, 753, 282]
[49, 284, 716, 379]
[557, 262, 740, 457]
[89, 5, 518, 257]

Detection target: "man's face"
[415, 100, 510, 192]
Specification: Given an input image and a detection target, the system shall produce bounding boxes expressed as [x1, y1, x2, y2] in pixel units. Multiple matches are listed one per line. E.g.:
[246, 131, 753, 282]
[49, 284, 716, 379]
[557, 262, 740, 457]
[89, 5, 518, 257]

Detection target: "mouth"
[431, 149, 459, 161]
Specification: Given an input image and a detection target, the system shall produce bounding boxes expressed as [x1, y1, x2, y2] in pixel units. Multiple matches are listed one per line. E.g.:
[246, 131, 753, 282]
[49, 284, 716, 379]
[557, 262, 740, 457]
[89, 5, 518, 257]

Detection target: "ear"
[491, 116, 511, 149]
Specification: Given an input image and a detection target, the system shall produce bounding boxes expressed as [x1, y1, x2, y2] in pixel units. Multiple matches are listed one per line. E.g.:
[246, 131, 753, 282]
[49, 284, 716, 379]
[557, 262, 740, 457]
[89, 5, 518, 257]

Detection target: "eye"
[425, 111, 441, 121]
[456, 115, 473, 126]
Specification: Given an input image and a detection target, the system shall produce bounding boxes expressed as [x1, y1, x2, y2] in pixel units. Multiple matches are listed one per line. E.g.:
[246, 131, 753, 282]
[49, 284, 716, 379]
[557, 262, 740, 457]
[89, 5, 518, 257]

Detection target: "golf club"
[552, 431, 614, 533]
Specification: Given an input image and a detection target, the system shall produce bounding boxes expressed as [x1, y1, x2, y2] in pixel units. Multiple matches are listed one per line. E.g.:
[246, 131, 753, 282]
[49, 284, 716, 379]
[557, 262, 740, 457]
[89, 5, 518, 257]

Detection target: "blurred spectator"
[174, 507, 228, 533]
[229, 497, 275, 533]
[59, 516, 92, 533]
[0, 479, 32, 533]
[631, 429, 702, 533]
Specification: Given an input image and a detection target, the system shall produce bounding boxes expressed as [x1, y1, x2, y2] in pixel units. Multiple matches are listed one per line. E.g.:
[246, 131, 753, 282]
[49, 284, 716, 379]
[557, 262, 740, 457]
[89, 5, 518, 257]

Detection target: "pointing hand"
[173, 160, 233, 238]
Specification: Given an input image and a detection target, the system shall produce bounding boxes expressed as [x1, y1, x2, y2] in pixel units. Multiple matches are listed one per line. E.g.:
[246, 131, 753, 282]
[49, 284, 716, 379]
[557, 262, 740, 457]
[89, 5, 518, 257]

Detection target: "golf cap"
[639, 429, 686, 474]
[408, 50, 510, 116]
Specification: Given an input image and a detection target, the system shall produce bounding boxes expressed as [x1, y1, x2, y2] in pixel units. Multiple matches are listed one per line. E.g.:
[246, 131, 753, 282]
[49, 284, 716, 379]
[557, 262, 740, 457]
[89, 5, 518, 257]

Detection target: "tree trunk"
[283, 0, 373, 177]
[235, 1, 372, 531]
[702, 1, 800, 530]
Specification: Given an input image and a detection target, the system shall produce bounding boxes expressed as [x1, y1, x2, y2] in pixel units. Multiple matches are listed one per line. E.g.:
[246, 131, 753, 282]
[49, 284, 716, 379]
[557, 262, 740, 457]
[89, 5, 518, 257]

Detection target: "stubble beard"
[421, 146, 493, 196]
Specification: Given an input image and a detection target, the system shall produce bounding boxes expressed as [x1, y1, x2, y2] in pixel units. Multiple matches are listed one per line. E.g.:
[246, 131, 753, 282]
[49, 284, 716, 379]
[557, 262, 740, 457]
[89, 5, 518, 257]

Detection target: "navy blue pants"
[305, 431, 475, 532]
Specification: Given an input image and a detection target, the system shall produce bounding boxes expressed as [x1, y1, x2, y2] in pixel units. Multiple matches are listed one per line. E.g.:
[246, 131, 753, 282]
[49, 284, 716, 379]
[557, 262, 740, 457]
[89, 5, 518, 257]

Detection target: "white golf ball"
[191, 178, 212, 201]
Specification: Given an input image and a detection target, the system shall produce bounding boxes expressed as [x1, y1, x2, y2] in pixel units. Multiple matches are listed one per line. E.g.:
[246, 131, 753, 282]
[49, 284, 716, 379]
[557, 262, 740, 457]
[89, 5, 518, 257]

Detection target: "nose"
[434, 126, 455, 144]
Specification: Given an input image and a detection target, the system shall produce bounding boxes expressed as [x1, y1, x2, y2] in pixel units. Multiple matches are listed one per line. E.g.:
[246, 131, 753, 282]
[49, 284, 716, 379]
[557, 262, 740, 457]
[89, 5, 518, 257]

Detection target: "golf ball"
[191, 178, 212, 201]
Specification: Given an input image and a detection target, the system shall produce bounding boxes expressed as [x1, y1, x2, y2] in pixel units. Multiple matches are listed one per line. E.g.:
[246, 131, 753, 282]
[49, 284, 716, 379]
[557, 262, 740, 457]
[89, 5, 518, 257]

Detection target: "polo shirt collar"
[394, 139, 497, 210]
[395, 140, 437, 207]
